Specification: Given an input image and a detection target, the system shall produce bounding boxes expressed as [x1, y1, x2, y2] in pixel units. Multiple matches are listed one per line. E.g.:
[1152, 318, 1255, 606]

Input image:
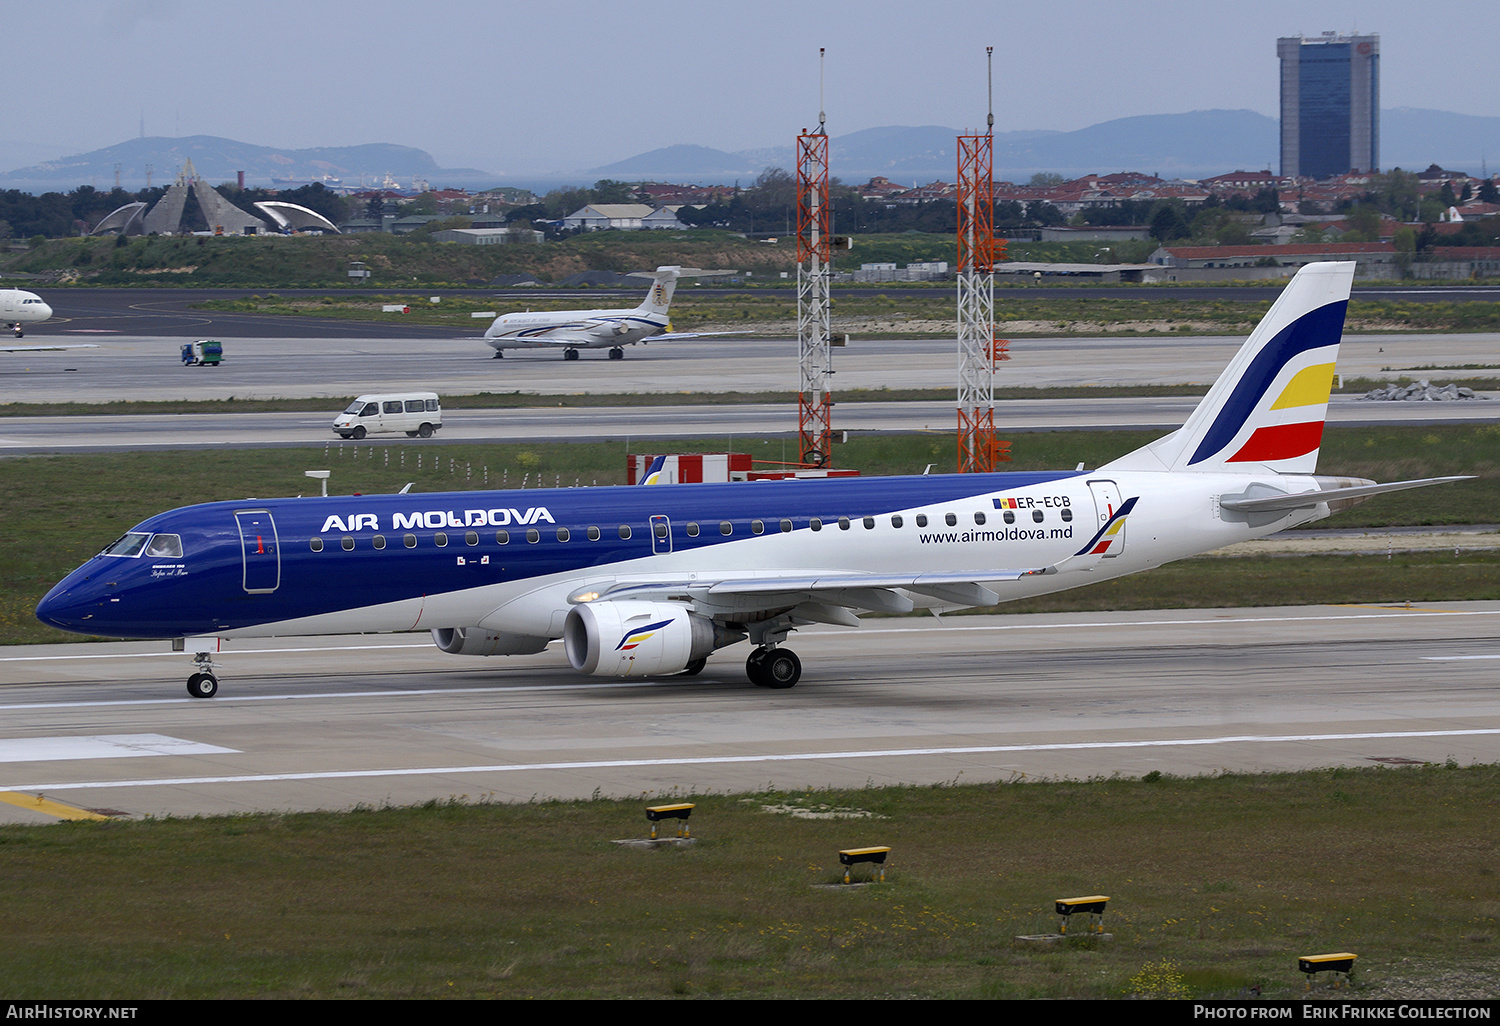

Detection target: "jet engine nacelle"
[431, 626, 550, 657]
[563, 601, 743, 676]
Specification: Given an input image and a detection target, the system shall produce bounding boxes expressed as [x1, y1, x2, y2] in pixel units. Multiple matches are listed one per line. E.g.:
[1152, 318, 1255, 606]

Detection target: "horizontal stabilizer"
[1219, 476, 1474, 513]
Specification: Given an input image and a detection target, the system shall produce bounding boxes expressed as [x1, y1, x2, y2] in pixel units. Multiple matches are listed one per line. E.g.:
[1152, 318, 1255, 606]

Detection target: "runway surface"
[5, 327, 1499, 407]
[3, 392, 1496, 454]
[25, 283, 1500, 342]
[1, 602, 1496, 824]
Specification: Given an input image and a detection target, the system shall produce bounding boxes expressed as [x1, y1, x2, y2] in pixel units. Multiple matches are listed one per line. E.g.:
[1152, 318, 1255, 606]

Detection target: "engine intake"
[564, 601, 743, 676]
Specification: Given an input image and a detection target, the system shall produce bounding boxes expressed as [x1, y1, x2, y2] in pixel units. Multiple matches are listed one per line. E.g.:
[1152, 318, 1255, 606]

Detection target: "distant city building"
[1278, 32, 1379, 179]
[561, 204, 686, 230]
[431, 227, 544, 245]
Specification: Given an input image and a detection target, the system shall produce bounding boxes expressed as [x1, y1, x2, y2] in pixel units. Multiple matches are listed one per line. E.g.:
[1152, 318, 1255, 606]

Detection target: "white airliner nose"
[36, 302, 52, 319]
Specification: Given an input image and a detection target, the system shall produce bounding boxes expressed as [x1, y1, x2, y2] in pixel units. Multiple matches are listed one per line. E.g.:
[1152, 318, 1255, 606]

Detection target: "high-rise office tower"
[1278, 33, 1379, 179]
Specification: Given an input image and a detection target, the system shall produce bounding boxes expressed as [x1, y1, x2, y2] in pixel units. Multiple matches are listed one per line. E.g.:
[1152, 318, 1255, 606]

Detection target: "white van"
[333, 392, 442, 439]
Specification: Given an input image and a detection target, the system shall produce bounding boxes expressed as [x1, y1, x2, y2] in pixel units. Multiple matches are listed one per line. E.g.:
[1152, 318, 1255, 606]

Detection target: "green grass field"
[2, 766, 1494, 999]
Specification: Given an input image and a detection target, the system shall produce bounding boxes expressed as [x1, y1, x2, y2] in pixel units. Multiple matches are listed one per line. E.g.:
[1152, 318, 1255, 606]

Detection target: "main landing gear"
[745, 646, 801, 689]
[563, 348, 580, 361]
[608, 347, 625, 360]
[186, 650, 219, 698]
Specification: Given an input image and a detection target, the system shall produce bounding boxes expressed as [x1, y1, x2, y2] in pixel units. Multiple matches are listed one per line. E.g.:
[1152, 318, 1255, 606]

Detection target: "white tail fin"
[633, 266, 682, 317]
[1104, 261, 1355, 475]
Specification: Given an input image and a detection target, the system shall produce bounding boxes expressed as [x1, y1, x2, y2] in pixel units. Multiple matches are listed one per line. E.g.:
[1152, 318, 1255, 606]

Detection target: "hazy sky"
[4, 0, 1495, 176]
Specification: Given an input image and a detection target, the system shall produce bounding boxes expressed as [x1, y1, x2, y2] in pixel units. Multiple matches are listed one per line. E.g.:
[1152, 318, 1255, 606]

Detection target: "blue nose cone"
[36, 574, 100, 634]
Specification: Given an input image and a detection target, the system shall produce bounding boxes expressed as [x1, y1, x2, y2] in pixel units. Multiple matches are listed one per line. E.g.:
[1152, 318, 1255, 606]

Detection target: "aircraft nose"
[35, 577, 100, 633]
[38, 302, 53, 319]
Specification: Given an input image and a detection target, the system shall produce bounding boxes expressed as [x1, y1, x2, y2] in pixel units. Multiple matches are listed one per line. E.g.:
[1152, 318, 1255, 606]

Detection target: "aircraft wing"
[496, 333, 602, 348]
[576, 567, 1054, 625]
[642, 330, 755, 342]
[0, 343, 98, 353]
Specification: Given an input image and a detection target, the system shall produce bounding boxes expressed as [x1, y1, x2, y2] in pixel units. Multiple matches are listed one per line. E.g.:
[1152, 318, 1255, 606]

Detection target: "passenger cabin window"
[373, 535, 387, 549]
[686, 523, 700, 538]
[405, 400, 424, 413]
[496, 530, 509, 545]
[618, 525, 632, 540]
[915, 515, 928, 527]
[404, 534, 417, 548]
[720, 521, 732, 536]
[838, 517, 850, 530]
[974, 512, 986, 525]
[891, 515, 903, 528]
[309, 537, 324, 552]
[341, 536, 355, 551]
[434, 533, 448, 547]
[425, 399, 439, 412]
[945, 513, 957, 526]
[780, 519, 793, 533]
[465, 532, 479, 546]
[144, 534, 183, 558]
[558, 528, 571, 542]
[1003, 511, 1015, 524]
[751, 520, 764, 535]
[587, 526, 601, 541]
[527, 529, 540, 543]
[383, 401, 402, 414]
[1032, 510, 1044, 523]
[863, 517, 875, 530]
[810, 518, 822, 532]
[1061, 508, 1073, 523]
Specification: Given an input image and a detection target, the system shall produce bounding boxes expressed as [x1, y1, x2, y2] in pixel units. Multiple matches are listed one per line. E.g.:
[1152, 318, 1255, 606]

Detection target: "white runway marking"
[8, 728, 1496, 792]
[1421, 654, 1500, 661]
[0, 734, 238, 764]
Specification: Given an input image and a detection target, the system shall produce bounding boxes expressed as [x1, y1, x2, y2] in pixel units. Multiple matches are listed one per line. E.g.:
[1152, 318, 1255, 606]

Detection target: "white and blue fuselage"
[35, 262, 1469, 697]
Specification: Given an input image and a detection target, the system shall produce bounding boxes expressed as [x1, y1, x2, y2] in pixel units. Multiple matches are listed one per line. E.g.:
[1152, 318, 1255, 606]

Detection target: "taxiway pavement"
[1, 603, 1496, 824]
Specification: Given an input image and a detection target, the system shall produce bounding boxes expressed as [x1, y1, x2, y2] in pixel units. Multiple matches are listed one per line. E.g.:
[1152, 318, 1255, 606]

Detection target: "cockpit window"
[101, 532, 152, 557]
[144, 534, 183, 558]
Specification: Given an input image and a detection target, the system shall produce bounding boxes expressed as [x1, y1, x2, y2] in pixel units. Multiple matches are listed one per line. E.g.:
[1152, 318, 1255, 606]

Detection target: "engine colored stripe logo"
[1187, 301, 1347, 465]
[1269, 362, 1336, 410]
[616, 618, 674, 652]
[1226, 421, 1325, 463]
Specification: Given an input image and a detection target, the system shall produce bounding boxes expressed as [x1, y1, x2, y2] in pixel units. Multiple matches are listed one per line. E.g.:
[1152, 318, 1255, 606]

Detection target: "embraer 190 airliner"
[37, 262, 1467, 698]
[480, 266, 739, 360]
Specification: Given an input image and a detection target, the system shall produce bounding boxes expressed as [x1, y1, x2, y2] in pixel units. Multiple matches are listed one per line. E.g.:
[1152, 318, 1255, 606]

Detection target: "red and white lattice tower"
[956, 48, 1010, 473]
[796, 51, 834, 468]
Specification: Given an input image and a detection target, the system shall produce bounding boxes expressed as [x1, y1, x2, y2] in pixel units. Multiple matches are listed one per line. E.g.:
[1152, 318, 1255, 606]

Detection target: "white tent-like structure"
[92, 159, 266, 236]
[253, 201, 340, 233]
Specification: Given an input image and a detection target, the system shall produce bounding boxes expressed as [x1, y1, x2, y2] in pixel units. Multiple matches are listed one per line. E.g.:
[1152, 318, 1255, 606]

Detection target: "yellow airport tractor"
[180, 339, 223, 367]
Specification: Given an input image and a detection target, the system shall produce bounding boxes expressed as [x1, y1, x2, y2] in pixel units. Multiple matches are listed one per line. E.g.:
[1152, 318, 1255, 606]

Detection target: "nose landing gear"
[186, 650, 220, 698]
[187, 672, 219, 699]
